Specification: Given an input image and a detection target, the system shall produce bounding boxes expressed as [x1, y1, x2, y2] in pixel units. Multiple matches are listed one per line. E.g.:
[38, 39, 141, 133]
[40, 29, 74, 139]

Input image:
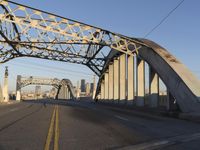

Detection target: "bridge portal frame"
[16, 75, 75, 100]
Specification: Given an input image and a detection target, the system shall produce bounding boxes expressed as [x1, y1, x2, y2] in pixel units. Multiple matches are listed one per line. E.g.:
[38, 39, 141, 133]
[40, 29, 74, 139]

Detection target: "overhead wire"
[8, 61, 94, 78]
[144, 0, 185, 37]
[14, 59, 94, 76]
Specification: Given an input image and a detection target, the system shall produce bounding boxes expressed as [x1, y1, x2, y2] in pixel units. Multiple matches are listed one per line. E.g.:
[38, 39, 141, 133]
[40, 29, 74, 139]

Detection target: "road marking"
[44, 105, 60, 150]
[44, 106, 56, 150]
[0, 105, 32, 117]
[54, 105, 59, 150]
[10, 108, 19, 112]
[118, 132, 200, 150]
[115, 115, 129, 121]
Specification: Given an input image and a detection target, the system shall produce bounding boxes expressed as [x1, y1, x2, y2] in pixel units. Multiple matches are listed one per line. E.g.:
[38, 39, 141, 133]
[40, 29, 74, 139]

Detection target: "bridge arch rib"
[56, 79, 76, 100]
[96, 39, 200, 113]
[138, 39, 200, 113]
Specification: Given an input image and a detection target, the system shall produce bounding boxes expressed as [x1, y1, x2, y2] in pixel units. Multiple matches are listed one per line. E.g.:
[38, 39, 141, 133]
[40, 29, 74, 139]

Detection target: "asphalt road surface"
[0, 99, 200, 150]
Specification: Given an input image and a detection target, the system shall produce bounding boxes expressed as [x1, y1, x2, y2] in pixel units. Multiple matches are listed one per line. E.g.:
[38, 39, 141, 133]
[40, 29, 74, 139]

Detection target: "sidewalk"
[0, 100, 20, 106]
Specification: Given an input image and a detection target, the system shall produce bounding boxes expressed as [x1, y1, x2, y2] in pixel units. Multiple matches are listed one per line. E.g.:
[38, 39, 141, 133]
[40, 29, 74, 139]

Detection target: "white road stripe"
[118, 132, 200, 150]
[10, 108, 20, 112]
[115, 115, 129, 121]
[0, 106, 25, 117]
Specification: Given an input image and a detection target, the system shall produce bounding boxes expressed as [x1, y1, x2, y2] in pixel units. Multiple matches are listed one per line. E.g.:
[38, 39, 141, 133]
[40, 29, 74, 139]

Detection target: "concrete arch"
[96, 39, 200, 114]
[56, 79, 75, 99]
[138, 39, 200, 113]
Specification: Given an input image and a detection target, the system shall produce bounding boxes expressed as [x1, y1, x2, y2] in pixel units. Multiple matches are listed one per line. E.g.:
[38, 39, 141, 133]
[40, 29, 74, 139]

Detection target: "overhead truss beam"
[0, 0, 146, 75]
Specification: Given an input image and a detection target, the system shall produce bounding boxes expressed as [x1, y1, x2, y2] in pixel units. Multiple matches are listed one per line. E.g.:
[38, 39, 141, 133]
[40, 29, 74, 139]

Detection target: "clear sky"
[0, 0, 199, 92]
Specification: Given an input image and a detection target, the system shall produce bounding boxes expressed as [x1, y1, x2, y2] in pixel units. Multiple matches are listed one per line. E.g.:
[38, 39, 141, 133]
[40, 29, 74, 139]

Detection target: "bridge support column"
[108, 64, 114, 100]
[100, 82, 105, 100]
[137, 58, 145, 106]
[16, 76, 21, 101]
[113, 58, 119, 103]
[104, 73, 109, 101]
[0, 84, 3, 102]
[167, 90, 177, 111]
[63, 86, 66, 99]
[65, 86, 68, 99]
[76, 81, 80, 99]
[127, 56, 135, 104]
[3, 67, 9, 102]
[92, 75, 96, 99]
[119, 54, 126, 103]
[68, 89, 71, 99]
[149, 67, 159, 108]
[58, 85, 65, 99]
[16, 91, 21, 101]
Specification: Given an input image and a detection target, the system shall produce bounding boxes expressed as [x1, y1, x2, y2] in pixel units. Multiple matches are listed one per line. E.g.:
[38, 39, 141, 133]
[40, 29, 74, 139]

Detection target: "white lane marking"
[119, 132, 200, 150]
[10, 108, 20, 112]
[126, 140, 171, 150]
[115, 115, 129, 121]
[0, 107, 24, 117]
[151, 140, 169, 146]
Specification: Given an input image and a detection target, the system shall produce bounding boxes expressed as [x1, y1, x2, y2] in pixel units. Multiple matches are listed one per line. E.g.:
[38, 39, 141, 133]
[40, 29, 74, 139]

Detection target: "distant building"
[90, 83, 94, 94]
[81, 79, 86, 92]
[86, 82, 90, 96]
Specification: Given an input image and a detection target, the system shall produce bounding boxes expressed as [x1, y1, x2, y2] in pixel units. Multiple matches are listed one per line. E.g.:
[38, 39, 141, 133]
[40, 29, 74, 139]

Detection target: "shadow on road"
[22, 99, 93, 108]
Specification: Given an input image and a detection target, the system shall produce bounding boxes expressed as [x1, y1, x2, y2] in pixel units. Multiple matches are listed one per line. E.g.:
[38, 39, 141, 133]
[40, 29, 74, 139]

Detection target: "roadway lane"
[0, 102, 54, 149]
[59, 100, 200, 150]
[0, 99, 199, 150]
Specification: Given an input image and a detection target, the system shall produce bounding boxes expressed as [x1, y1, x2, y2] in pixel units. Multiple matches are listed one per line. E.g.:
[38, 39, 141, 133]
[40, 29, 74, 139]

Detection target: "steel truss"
[0, 0, 146, 76]
[19, 76, 61, 89]
[17, 76, 75, 98]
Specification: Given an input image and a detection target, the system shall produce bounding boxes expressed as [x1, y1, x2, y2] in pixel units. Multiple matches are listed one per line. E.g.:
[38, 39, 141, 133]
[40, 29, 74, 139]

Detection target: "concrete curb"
[0, 101, 20, 106]
[179, 113, 200, 123]
[96, 101, 200, 123]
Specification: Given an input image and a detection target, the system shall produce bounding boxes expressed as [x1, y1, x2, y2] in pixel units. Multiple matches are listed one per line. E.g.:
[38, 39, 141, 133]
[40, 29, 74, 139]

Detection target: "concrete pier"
[113, 59, 119, 102]
[3, 67, 9, 102]
[108, 64, 114, 100]
[104, 73, 109, 100]
[100, 82, 105, 100]
[119, 54, 126, 102]
[127, 56, 134, 103]
[137, 58, 145, 106]
[149, 67, 159, 108]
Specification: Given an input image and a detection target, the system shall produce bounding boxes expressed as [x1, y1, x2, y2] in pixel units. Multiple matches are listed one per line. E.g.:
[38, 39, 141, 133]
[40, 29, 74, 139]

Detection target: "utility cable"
[144, 0, 185, 38]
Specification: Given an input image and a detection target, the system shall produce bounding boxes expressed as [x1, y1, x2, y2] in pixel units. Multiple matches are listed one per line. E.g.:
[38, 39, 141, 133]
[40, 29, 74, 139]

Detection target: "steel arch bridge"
[0, 0, 200, 115]
[16, 75, 75, 100]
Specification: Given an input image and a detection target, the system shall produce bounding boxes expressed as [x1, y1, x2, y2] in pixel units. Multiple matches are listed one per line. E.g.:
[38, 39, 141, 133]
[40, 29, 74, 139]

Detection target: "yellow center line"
[54, 105, 59, 150]
[44, 106, 56, 150]
[44, 105, 60, 150]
